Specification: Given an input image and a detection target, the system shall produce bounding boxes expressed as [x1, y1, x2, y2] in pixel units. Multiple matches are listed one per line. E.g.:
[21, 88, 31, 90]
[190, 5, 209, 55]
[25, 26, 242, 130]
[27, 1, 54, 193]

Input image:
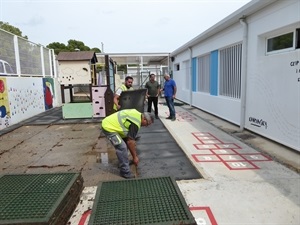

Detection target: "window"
[183, 60, 189, 90]
[296, 28, 300, 49]
[219, 43, 242, 99]
[267, 32, 293, 52]
[198, 54, 210, 93]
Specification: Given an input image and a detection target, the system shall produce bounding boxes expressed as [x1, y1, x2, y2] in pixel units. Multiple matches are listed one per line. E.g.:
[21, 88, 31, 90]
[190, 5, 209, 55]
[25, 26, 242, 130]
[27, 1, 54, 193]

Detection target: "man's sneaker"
[155, 115, 159, 119]
[120, 172, 135, 179]
[171, 117, 176, 121]
[166, 116, 172, 119]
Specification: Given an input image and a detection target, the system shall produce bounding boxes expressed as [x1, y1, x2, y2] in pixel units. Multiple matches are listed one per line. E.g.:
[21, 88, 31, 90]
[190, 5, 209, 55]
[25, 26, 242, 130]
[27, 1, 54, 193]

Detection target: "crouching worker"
[101, 109, 154, 179]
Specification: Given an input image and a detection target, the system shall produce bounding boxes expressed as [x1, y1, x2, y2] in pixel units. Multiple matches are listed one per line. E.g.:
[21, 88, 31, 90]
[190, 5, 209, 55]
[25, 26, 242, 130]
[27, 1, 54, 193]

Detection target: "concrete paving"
[158, 102, 299, 225]
[0, 99, 299, 225]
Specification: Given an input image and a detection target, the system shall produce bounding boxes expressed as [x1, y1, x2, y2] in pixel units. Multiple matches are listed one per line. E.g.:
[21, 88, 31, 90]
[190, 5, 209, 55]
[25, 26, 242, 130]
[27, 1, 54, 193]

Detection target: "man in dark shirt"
[145, 74, 160, 119]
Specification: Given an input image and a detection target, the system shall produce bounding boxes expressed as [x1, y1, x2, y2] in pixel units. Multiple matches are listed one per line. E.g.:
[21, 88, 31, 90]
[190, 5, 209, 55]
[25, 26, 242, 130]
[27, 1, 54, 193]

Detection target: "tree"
[67, 39, 90, 52]
[46, 42, 69, 55]
[47, 40, 101, 55]
[91, 47, 101, 53]
[0, 21, 28, 39]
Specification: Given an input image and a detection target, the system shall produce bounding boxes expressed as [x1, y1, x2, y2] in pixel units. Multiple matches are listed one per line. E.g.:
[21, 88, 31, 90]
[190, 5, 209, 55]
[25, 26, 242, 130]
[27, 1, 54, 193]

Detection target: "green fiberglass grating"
[0, 172, 83, 225]
[89, 176, 196, 225]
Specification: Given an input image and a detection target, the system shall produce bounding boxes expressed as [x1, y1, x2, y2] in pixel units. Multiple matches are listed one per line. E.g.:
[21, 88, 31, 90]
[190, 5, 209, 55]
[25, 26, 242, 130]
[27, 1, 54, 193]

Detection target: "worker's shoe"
[120, 172, 135, 179]
[166, 116, 172, 119]
[155, 115, 159, 119]
[171, 117, 176, 121]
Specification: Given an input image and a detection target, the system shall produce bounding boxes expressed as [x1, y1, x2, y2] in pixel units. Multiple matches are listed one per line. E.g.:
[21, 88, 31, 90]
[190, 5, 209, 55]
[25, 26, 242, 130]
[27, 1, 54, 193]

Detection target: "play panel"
[88, 176, 196, 225]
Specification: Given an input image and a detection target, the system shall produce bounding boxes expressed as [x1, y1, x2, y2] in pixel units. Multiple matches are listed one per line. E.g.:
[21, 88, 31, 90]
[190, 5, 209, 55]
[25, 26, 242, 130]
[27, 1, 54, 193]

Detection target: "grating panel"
[0, 192, 60, 220]
[0, 174, 38, 193]
[89, 177, 196, 225]
[0, 172, 83, 225]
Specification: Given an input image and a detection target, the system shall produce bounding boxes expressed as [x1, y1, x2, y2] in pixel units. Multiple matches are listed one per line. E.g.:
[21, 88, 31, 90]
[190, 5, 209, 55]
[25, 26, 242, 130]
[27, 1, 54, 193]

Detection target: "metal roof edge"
[57, 51, 97, 62]
[170, 0, 278, 56]
[96, 52, 170, 57]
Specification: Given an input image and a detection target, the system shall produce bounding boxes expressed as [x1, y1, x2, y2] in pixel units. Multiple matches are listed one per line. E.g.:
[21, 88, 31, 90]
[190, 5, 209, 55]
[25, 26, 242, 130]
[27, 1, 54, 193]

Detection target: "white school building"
[169, 0, 300, 151]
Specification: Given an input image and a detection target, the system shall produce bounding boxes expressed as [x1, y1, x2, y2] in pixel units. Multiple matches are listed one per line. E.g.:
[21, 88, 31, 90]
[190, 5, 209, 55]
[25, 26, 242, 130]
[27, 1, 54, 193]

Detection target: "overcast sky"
[0, 0, 251, 53]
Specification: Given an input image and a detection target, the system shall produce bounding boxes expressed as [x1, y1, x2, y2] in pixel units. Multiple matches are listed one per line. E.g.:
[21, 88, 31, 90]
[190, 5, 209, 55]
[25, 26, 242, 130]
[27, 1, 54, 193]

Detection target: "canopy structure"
[96, 52, 170, 67]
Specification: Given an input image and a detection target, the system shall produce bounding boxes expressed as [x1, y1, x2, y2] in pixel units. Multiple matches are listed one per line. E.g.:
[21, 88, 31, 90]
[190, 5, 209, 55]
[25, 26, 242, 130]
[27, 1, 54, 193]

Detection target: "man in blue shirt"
[162, 73, 177, 121]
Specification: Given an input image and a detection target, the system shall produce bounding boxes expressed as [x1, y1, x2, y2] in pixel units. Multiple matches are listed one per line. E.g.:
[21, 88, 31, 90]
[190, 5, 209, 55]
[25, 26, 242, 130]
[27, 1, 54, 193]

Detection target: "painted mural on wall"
[5, 77, 45, 125]
[0, 77, 58, 131]
[43, 78, 54, 110]
[0, 77, 11, 129]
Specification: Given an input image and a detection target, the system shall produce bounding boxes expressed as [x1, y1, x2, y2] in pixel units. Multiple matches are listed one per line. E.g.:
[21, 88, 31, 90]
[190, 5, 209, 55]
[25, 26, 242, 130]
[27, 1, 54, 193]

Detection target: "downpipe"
[239, 18, 248, 131]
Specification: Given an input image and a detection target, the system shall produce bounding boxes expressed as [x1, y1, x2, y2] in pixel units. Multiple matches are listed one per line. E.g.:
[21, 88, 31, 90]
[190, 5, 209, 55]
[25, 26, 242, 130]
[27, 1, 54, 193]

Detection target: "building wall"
[245, 0, 300, 150]
[171, 0, 300, 151]
[173, 22, 244, 124]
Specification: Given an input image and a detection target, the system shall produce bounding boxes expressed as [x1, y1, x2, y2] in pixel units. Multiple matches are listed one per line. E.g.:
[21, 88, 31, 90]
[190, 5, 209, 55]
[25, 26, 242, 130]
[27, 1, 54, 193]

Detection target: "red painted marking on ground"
[189, 206, 218, 225]
[192, 132, 223, 144]
[222, 160, 259, 170]
[240, 153, 273, 161]
[192, 154, 221, 162]
[191, 132, 272, 170]
[78, 209, 92, 225]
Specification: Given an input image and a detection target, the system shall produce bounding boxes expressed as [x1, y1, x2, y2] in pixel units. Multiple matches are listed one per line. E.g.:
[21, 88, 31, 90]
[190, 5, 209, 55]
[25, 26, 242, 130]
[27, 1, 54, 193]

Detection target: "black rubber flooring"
[137, 116, 202, 180]
[0, 107, 202, 180]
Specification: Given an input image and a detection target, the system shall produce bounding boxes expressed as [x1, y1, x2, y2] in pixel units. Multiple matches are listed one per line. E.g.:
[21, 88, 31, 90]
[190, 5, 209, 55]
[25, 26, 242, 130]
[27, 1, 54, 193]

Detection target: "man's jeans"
[102, 129, 130, 175]
[165, 96, 175, 118]
[147, 96, 158, 116]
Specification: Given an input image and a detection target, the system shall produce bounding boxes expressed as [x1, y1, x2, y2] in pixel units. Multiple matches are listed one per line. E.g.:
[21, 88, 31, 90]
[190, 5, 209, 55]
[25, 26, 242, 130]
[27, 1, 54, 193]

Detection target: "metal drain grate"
[89, 176, 196, 225]
[0, 172, 83, 225]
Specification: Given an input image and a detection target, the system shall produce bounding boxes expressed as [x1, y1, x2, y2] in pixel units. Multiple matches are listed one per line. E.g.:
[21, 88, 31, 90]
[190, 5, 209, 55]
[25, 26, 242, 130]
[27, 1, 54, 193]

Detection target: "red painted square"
[201, 139, 223, 145]
[215, 143, 241, 149]
[223, 161, 259, 170]
[212, 149, 239, 155]
[217, 154, 245, 161]
[193, 144, 218, 150]
[192, 132, 215, 137]
[240, 153, 272, 161]
[189, 206, 218, 225]
[192, 154, 221, 162]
